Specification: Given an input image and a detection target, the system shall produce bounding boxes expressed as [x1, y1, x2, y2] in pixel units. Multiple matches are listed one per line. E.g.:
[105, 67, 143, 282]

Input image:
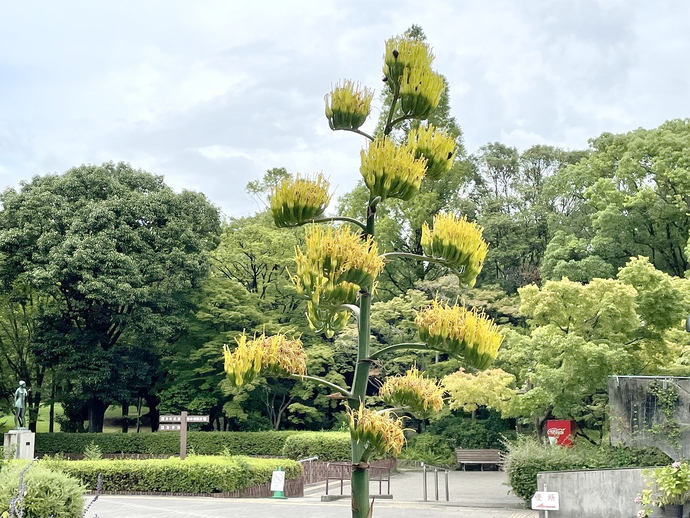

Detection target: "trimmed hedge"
[504, 437, 672, 503]
[0, 463, 85, 518]
[282, 432, 351, 461]
[36, 431, 297, 456]
[43, 456, 302, 494]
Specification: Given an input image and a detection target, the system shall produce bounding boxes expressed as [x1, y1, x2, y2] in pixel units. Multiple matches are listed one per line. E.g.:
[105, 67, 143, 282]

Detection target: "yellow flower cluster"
[383, 35, 444, 119]
[360, 138, 427, 201]
[292, 224, 384, 337]
[408, 125, 456, 181]
[379, 366, 444, 416]
[270, 173, 332, 228]
[421, 213, 488, 287]
[415, 299, 503, 370]
[383, 36, 434, 85]
[399, 67, 445, 119]
[324, 80, 374, 131]
[223, 333, 307, 387]
[348, 403, 405, 458]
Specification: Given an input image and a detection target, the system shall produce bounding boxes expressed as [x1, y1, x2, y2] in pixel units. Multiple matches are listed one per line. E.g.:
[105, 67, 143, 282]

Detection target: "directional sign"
[186, 415, 210, 423]
[159, 415, 209, 423]
[532, 491, 559, 510]
[159, 424, 181, 431]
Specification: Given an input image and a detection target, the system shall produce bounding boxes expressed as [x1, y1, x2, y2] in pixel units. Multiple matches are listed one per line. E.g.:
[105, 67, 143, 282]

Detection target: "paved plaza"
[87, 470, 538, 518]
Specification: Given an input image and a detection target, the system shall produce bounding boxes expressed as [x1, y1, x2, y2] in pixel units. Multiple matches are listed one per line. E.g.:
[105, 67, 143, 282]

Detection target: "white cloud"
[0, 0, 689, 216]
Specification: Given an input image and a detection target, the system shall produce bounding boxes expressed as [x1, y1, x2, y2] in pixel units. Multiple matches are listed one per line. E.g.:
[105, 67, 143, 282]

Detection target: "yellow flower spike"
[222, 334, 307, 387]
[379, 366, 445, 416]
[270, 173, 332, 228]
[347, 403, 406, 459]
[415, 299, 503, 369]
[399, 67, 445, 119]
[292, 224, 384, 304]
[407, 125, 456, 181]
[421, 213, 489, 287]
[383, 36, 435, 85]
[325, 80, 374, 131]
[360, 138, 427, 201]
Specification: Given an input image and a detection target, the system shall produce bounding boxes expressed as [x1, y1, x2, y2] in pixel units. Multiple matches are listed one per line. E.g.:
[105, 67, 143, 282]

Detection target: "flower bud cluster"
[383, 35, 444, 119]
[223, 333, 307, 387]
[408, 125, 456, 180]
[292, 224, 384, 337]
[324, 80, 374, 131]
[348, 402, 405, 458]
[379, 366, 444, 416]
[360, 137, 427, 201]
[415, 299, 503, 370]
[399, 67, 445, 119]
[270, 173, 332, 228]
[421, 213, 488, 287]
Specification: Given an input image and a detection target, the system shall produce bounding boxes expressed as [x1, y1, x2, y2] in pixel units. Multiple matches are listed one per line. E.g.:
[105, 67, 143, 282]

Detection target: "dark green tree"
[0, 162, 221, 431]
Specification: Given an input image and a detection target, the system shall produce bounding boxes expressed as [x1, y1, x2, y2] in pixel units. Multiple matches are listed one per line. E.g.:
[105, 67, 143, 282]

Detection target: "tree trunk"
[121, 401, 129, 433]
[145, 393, 160, 432]
[87, 399, 107, 432]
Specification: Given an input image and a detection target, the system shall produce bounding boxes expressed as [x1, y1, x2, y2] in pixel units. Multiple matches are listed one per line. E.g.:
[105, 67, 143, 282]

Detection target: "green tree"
[0, 162, 221, 432]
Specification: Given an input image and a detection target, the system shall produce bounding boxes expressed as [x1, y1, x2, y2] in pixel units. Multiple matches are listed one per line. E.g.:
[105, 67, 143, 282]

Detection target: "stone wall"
[608, 375, 690, 460]
[537, 468, 687, 518]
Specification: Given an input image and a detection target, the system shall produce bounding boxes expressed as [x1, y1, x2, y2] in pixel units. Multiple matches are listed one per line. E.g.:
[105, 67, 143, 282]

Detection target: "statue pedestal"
[4, 429, 35, 459]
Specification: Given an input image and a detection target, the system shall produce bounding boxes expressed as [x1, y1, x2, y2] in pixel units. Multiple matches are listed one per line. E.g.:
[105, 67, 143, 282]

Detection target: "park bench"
[455, 448, 505, 471]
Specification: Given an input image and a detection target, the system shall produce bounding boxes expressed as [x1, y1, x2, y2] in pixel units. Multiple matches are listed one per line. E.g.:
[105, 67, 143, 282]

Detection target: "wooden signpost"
[158, 411, 209, 460]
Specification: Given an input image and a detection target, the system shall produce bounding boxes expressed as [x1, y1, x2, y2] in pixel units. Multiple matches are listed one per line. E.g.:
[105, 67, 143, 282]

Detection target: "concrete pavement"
[86, 470, 538, 518]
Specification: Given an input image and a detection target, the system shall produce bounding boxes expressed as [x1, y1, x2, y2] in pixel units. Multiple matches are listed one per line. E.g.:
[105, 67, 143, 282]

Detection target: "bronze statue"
[14, 381, 27, 429]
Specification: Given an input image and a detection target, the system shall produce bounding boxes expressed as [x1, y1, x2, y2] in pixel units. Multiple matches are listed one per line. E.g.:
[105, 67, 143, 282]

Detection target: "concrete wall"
[537, 468, 688, 518]
[609, 376, 690, 460]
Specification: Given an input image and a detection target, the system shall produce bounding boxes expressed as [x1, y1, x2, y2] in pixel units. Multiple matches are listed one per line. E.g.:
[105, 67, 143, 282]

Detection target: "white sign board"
[159, 424, 181, 431]
[532, 491, 559, 510]
[270, 470, 286, 492]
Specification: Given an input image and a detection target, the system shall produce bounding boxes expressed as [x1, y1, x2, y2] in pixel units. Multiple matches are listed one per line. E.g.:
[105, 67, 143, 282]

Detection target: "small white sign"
[159, 424, 181, 431]
[270, 470, 285, 492]
[532, 491, 559, 510]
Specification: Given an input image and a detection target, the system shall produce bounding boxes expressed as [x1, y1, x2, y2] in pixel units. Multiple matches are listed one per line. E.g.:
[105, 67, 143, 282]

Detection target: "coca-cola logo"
[547, 428, 566, 437]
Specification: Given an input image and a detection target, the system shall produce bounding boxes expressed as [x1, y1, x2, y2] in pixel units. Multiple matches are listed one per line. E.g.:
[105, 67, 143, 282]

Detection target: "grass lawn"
[2, 403, 153, 433]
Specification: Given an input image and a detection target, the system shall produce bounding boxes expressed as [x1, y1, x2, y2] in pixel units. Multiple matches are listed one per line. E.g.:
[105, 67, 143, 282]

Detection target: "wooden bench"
[455, 448, 505, 471]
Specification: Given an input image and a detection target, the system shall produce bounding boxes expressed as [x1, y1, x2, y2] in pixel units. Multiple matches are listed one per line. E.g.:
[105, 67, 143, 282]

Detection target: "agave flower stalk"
[227, 32, 504, 518]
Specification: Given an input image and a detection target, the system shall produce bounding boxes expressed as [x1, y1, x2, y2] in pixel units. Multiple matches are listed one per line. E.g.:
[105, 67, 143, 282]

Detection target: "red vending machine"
[546, 420, 576, 447]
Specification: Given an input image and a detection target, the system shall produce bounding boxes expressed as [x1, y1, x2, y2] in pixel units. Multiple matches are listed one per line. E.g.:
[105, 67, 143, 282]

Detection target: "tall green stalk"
[349, 206, 376, 518]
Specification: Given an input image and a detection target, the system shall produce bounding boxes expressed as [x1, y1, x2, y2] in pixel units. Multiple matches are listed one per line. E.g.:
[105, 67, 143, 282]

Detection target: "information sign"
[531, 491, 559, 510]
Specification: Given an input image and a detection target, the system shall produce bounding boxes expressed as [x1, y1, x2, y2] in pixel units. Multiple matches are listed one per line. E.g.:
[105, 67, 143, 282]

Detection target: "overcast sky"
[1, 1, 689, 217]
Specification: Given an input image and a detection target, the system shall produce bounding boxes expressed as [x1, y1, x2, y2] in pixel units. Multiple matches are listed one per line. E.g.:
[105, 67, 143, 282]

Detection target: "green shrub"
[0, 463, 84, 518]
[428, 413, 509, 450]
[37, 431, 297, 456]
[504, 436, 672, 504]
[282, 432, 351, 461]
[43, 456, 302, 494]
[83, 441, 102, 460]
[399, 434, 455, 467]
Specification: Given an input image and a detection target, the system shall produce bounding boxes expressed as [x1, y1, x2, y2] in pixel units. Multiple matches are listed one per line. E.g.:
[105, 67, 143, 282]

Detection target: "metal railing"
[421, 462, 449, 501]
[325, 462, 391, 496]
[297, 456, 319, 484]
